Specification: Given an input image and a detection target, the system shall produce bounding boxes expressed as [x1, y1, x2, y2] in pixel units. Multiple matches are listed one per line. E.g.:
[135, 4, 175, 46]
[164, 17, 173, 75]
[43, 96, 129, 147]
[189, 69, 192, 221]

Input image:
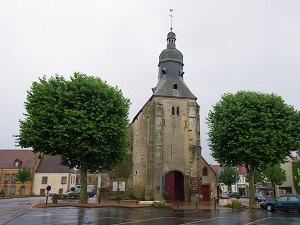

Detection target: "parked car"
[229, 192, 241, 199]
[67, 188, 95, 197]
[255, 193, 266, 202]
[260, 195, 300, 212]
[220, 192, 230, 199]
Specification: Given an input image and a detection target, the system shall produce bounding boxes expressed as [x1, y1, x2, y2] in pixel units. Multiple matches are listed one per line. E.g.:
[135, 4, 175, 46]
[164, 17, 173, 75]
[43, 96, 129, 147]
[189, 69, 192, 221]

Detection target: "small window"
[40, 189, 45, 195]
[87, 177, 91, 184]
[59, 188, 63, 194]
[3, 186, 8, 194]
[76, 177, 81, 184]
[289, 196, 298, 201]
[4, 174, 9, 182]
[10, 186, 16, 195]
[42, 177, 48, 184]
[61, 177, 67, 184]
[176, 107, 179, 115]
[203, 167, 208, 176]
[14, 161, 19, 167]
[277, 196, 288, 202]
[12, 174, 17, 182]
[173, 84, 177, 89]
[172, 106, 175, 115]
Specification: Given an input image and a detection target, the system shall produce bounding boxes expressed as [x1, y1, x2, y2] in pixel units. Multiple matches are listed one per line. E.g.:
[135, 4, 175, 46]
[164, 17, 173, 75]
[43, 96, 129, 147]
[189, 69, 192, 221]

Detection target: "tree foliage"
[207, 91, 300, 206]
[16, 72, 130, 203]
[217, 166, 237, 192]
[16, 167, 32, 184]
[263, 164, 286, 197]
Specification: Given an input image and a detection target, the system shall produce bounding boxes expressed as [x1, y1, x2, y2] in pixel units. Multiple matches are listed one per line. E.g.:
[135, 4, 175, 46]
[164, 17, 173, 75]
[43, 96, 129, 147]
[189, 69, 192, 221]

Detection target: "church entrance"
[165, 171, 184, 201]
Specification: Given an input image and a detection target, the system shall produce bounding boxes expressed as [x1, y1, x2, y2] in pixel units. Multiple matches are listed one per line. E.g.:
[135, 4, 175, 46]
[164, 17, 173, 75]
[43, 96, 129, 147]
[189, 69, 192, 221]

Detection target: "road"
[1, 197, 300, 225]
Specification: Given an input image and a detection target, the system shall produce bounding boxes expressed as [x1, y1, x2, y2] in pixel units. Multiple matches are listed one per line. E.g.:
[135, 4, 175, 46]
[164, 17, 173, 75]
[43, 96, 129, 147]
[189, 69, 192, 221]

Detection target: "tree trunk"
[79, 156, 88, 204]
[246, 165, 256, 207]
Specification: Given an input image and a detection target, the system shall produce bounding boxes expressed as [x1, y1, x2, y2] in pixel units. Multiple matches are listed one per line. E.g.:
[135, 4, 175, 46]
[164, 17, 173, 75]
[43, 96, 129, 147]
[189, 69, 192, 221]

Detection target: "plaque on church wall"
[112, 181, 125, 191]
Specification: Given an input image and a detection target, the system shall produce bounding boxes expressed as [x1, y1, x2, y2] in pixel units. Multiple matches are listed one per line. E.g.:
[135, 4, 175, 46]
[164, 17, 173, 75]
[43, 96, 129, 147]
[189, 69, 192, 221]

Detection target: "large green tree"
[16, 167, 32, 195]
[16, 72, 130, 203]
[207, 91, 300, 206]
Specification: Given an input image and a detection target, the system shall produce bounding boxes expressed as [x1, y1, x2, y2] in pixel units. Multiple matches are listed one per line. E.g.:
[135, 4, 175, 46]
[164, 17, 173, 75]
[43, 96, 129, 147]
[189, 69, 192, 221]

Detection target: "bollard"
[214, 199, 217, 211]
[98, 196, 101, 203]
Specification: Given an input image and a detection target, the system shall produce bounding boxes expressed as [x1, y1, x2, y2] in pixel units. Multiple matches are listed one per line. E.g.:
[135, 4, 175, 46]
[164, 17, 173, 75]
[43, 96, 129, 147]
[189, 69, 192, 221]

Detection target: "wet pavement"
[1, 197, 300, 225]
[3, 206, 300, 225]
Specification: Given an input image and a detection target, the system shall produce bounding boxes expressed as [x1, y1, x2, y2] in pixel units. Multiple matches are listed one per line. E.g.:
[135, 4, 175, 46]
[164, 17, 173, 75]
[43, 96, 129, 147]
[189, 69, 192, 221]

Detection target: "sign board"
[46, 185, 51, 192]
[113, 181, 125, 191]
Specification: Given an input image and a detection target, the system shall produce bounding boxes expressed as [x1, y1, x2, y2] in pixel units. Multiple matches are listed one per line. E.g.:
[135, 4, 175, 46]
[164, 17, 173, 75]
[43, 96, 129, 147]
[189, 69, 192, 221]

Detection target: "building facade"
[32, 155, 76, 195]
[0, 150, 39, 196]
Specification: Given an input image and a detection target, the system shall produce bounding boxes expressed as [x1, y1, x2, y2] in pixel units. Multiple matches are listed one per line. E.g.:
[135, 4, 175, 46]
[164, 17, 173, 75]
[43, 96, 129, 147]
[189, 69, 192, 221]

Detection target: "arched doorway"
[165, 171, 184, 201]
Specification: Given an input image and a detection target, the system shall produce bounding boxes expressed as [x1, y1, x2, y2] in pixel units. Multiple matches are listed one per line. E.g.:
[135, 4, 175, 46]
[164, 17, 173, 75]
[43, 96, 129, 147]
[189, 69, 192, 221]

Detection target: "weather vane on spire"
[169, 9, 174, 31]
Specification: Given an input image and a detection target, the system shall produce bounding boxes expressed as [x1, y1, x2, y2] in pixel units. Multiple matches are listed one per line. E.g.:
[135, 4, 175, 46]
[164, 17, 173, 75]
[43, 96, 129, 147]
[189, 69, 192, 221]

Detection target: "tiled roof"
[35, 155, 73, 173]
[0, 149, 37, 169]
[210, 165, 222, 174]
[209, 164, 247, 175]
[236, 166, 247, 174]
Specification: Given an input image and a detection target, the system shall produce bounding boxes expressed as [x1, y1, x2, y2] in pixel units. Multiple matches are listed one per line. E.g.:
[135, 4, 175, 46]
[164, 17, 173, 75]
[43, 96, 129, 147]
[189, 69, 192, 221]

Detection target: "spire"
[167, 9, 176, 46]
[169, 9, 174, 32]
[152, 11, 196, 100]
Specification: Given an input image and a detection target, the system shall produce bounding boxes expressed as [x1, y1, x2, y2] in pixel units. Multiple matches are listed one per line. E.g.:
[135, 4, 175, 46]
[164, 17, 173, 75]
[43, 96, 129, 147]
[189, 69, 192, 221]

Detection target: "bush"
[152, 199, 172, 208]
[232, 200, 242, 209]
[163, 191, 168, 199]
[127, 186, 145, 200]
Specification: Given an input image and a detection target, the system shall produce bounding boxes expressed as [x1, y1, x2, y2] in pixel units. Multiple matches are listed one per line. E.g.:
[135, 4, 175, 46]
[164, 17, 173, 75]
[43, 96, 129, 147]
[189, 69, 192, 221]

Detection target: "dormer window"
[14, 159, 22, 167]
[173, 84, 177, 89]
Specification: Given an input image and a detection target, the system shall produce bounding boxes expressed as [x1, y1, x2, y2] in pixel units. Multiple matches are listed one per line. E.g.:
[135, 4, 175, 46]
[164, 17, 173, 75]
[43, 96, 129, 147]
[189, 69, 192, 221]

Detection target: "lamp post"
[235, 168, 239, 193]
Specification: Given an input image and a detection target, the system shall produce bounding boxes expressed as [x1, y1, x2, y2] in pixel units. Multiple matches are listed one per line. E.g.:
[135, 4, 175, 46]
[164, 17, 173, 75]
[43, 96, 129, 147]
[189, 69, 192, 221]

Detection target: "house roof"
[209, 164, 247, 175]
[210, 164, 222, 174]
[0, 150, 37, 169]
[236, 166, 247, 174]
[35, 155, 73, 173]
[202, 157, 217, 175]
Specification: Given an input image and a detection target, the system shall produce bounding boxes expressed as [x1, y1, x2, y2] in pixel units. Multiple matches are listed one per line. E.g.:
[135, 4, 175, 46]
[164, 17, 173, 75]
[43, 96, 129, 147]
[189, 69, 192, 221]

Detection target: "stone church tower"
[128, 29, 202, 201]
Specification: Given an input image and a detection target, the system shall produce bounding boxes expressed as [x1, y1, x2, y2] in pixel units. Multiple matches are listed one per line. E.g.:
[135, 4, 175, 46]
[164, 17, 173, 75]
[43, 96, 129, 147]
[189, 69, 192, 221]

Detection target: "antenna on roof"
[169, 9, 174, 32]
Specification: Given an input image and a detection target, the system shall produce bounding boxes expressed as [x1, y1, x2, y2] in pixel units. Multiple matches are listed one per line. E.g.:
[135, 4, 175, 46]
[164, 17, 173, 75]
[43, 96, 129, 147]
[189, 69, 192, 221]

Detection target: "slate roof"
[0, 149, 37, 169]
[35, 155, 73, 173]
[152, 77, 197, 99]
[152, 30, 197, 100]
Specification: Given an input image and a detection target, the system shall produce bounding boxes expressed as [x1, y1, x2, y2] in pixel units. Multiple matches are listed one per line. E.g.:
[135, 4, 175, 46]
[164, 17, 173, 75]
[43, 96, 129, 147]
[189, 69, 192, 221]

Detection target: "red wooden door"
[202, 185, 210, 201]
[165, 172, 175, 200]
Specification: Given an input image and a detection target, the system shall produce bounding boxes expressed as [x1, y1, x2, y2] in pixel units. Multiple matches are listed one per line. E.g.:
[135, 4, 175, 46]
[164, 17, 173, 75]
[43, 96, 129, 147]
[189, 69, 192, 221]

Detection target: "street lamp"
[235, 168, 239, 193]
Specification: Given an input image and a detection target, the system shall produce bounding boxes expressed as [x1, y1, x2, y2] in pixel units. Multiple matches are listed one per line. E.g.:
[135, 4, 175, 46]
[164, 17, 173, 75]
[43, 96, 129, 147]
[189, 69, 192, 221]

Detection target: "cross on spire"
[169, 9, 174, 31]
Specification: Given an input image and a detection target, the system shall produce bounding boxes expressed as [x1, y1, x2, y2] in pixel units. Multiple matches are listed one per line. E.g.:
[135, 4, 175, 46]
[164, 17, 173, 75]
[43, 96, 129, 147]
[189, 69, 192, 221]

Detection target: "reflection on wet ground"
[4, 206, 300, 225]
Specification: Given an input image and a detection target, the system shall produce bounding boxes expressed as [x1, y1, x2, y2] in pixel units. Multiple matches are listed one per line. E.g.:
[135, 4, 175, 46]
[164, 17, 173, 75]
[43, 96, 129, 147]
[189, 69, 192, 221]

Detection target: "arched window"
[203, 167, 208, 176]
[173, 83, 177, 89]
[172, 106, 175, 115]
[176, 107, 179, 115]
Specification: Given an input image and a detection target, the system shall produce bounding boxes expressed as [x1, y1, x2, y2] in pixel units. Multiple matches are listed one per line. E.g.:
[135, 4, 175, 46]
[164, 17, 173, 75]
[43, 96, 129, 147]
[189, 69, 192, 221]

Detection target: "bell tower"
[129, 11, 202, 201]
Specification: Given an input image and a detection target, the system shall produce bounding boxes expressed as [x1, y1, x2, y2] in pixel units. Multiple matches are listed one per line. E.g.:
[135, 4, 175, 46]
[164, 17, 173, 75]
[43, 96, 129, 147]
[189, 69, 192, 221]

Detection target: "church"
[99, 27, 217, 202]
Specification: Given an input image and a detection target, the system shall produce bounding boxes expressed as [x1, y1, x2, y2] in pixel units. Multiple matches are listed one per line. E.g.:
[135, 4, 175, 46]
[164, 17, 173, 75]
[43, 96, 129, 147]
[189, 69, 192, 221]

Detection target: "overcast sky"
[1, 0, 299, 164]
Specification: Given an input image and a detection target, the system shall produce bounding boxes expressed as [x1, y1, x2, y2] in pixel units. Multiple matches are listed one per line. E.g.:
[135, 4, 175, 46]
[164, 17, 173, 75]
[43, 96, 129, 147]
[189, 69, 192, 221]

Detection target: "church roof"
[152, 30, 196, 99]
